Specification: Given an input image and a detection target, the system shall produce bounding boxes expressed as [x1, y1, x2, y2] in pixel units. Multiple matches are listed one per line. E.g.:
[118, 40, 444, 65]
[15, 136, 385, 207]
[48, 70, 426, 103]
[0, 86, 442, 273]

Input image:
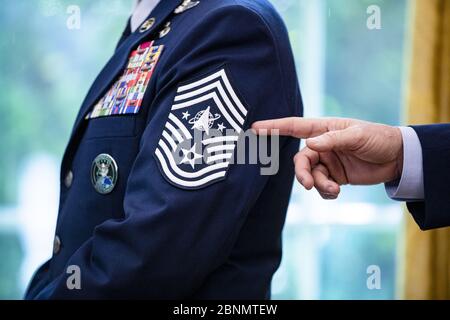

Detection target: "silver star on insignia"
[180, 143, 203, 169]
[217, 123, 226, 132]
[182, 111, 191, 120]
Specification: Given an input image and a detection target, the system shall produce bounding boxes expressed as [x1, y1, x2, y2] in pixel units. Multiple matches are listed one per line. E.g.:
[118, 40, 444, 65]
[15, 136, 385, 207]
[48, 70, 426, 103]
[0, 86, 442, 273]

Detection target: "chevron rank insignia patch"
[154, 67, 248, 189]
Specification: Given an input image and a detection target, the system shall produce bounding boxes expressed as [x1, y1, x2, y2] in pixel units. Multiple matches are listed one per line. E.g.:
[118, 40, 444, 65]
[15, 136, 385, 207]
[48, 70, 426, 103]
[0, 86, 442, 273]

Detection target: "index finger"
[250, 117, 329, 138]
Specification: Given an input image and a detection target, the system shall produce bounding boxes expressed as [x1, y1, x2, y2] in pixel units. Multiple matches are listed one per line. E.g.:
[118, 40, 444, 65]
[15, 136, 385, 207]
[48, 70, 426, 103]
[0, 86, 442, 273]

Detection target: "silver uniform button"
[64, 170, 73, 188]
[53, 235, 61, 255]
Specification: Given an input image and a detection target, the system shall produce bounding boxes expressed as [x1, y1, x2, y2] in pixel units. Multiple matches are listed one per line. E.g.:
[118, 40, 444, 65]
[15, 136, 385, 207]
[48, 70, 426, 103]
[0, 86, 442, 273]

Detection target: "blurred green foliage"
[0, 231, 23, 298]
[282, 0, 407, 205]
[324, 0, 407, 203]
[324, 0, 407, 125]
[0, 0, 131, 298]
[272, 0, 407, 299]
[0, 0, 130, 204]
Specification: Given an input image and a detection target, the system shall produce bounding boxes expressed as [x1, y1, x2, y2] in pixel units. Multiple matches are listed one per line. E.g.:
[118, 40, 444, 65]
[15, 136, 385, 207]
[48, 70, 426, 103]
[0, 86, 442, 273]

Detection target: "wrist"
[395, 127, 404, 179]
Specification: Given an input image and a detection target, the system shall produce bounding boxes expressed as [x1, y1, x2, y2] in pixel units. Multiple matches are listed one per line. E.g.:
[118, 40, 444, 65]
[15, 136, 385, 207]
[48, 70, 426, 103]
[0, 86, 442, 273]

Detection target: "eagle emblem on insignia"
[188, 107, 221, 134]
[91, 154, 118, 194]
[154, 67, 248, 189]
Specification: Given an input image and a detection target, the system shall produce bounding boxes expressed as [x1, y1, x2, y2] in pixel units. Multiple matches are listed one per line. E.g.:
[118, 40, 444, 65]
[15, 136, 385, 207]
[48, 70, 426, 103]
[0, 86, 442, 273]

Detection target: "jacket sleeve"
[34, 5, 302, 299]
[406, 124, 450, 230]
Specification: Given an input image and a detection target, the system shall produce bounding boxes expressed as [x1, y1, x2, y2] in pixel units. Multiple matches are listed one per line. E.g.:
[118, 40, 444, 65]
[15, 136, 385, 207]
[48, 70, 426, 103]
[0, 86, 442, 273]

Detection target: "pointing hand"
[252, 117, 403, 199]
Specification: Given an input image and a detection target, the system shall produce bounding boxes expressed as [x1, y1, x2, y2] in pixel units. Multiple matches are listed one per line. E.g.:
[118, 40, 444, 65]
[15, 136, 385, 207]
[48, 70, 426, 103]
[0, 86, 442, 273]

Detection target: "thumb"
[306, 127, 363, 152]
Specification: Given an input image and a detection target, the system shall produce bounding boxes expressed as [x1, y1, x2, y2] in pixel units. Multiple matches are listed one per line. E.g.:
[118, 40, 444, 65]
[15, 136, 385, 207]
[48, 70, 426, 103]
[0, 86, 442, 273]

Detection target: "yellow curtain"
[404, 0, 450, 300]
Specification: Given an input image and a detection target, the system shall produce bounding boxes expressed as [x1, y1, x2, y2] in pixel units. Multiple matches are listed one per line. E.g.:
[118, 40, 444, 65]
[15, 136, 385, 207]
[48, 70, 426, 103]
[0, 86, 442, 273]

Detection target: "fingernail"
[322, 193, 338, 200]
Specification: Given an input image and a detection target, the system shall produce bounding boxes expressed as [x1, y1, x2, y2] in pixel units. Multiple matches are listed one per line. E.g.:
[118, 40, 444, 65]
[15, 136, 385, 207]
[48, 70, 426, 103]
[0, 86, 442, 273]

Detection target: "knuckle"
[289, 117, 301, 137]
[350, 125, 366, 147]
[327, 131, 338, 144]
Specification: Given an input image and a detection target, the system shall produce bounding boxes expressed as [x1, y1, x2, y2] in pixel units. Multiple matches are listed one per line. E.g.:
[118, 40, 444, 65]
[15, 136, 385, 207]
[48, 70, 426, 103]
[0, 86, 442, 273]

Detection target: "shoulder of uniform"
[197, 0, 287, 36]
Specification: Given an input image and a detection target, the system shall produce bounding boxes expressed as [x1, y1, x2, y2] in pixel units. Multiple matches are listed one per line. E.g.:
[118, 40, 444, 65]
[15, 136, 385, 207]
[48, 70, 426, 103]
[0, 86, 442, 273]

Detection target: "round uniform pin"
[139, 17, 156, 33]
[159, 22, 171, 38]
[174, 0, 200, 14]
[91, 154, 118, 195]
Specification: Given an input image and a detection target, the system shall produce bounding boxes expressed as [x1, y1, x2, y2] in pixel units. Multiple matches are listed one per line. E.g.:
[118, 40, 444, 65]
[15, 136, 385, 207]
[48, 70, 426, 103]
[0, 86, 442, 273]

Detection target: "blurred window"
[271, 0, 408, 299]
[0, 0, 409, 299]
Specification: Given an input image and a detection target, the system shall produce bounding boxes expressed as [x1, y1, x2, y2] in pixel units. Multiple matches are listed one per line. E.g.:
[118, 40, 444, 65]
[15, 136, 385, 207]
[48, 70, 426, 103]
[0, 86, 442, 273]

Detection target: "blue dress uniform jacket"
[25, 0, 303, 299]
[407, 124, 450, 230]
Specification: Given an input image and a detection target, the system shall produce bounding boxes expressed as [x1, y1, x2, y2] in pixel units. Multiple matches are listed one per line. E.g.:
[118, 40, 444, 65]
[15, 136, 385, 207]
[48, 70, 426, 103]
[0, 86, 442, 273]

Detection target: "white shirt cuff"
[385, 126, 424, 201]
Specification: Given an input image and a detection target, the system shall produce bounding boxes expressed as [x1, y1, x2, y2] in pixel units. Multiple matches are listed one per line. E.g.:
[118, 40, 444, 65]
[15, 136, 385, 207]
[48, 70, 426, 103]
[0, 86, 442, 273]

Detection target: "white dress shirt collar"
[131, 0, 161, 32]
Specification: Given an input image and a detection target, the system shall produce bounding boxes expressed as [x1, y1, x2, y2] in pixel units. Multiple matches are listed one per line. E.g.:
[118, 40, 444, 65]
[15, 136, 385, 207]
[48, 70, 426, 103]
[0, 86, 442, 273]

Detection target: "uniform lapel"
[69, 0, 182, 138]
[114, 17, 131, 51]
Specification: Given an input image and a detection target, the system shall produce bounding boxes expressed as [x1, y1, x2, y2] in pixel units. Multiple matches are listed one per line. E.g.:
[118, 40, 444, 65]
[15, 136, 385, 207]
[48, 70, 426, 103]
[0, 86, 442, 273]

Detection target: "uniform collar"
[68, 0, 183, 140]
[131, 0, 162, 33]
